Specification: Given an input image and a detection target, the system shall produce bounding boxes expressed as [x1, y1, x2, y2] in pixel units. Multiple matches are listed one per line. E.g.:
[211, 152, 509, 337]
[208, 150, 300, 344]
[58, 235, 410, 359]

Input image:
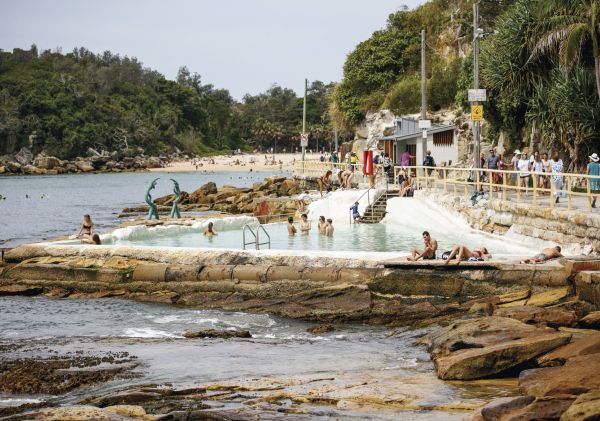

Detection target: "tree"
[530, 0, 600, 98]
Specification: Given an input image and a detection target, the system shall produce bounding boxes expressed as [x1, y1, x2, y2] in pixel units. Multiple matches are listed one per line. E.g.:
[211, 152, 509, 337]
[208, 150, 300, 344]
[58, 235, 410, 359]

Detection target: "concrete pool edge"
[2, 242, 598, 324]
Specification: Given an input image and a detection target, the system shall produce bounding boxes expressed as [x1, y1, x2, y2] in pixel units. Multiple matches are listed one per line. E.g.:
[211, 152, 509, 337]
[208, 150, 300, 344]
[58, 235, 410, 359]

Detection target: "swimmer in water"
[300, 213, 311, 234]
[317, 216, 327, 235]
[204, 221, 217, 236]
[287, 216, 297, 236]
[325, 218, 334, 236]
[82, 233, 102, 245]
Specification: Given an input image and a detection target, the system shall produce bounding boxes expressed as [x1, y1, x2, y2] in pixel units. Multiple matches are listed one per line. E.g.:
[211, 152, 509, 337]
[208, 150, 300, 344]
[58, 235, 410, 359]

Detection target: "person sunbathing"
[444, 245, 491, 265]
[520, 246, 562, 264]
[408, 231, 438, 261]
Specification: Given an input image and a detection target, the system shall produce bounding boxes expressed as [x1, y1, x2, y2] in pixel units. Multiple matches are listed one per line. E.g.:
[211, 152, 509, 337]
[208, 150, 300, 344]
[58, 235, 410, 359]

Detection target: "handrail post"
[567, 176, 572, 210]
[588, 175, 593, 212]
[533, 171, 537, 205]
[550, 175, 555, 208]
[443, 168, 447, 193]
[502, 171, 507, 202]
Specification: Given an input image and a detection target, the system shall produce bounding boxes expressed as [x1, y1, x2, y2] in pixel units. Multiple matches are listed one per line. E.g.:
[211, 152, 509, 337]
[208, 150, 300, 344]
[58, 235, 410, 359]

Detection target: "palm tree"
[529, 0, 600, 98]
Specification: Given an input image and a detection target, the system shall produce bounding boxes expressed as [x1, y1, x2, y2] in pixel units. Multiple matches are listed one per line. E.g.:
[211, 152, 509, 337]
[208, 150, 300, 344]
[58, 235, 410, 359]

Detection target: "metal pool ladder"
[242, 224, 271, 250]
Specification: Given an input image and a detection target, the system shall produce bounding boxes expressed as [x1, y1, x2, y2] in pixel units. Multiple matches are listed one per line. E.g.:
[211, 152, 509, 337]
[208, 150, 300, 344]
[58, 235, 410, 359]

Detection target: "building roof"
[380, 117, 455, 141]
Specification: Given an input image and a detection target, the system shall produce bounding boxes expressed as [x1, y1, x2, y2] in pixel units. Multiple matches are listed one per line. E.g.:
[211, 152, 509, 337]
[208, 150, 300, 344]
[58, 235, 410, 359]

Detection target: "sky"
[0, 0, 422, 99]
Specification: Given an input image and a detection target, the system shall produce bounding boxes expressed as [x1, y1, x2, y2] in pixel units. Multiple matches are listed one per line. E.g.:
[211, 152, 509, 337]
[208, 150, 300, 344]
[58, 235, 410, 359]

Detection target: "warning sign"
[300, 133, 308, 147]
[471, 105, 484, 121]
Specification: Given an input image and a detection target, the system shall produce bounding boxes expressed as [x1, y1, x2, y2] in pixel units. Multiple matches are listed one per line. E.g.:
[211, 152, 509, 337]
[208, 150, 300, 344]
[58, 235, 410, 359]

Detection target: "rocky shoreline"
[0, 146, 167, 176]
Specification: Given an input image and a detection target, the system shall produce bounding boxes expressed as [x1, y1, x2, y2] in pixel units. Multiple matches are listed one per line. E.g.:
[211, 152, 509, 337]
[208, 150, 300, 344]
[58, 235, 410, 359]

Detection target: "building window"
[433, 130, 454, 146]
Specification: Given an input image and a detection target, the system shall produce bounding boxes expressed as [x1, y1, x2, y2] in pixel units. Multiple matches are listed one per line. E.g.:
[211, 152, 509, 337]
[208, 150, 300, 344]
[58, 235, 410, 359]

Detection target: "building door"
[407, 144, 417, 166]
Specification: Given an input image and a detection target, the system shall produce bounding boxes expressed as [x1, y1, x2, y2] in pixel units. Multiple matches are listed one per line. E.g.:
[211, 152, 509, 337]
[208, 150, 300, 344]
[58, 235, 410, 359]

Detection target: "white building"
[380, 117, 457, 167]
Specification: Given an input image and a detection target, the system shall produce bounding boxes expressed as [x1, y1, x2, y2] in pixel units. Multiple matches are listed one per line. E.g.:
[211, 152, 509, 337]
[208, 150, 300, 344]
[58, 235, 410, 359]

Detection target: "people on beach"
[444, 245, 491, 265]
[77, 214, 94, 243]
[520, 246, 562, 264]
[408, 231, 438, 261]
[81, 233, 102, 245]
[297, 191, 310, 212]
[287, 216, 297, 236]
[350, 202, 361, 223]
[318, 170, 332, 197]
[318, 216, 327, 235]
[204, 221, 217, 236]
[300, 213, 311, 234]
[325, 218, 334, 236]
[587, 153, 600, 208]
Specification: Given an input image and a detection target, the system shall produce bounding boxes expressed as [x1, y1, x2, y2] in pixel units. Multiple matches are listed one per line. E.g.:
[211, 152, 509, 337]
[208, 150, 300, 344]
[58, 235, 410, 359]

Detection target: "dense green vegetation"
[334, 0, 599, 168]
[0, 47, 337, 159]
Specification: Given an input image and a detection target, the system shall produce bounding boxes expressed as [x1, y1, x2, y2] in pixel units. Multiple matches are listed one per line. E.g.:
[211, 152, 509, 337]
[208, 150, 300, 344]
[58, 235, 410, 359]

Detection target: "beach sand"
[149, 153, 317, 174]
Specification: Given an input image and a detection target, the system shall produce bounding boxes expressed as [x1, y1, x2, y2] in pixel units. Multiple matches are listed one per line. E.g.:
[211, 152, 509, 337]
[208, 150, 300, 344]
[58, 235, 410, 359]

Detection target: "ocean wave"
[123, 328, 182, 338]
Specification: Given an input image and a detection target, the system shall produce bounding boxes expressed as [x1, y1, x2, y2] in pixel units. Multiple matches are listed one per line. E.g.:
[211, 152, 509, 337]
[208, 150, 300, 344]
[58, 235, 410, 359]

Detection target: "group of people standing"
[288, 214, 333, 236]
[483, 149, 600, 207]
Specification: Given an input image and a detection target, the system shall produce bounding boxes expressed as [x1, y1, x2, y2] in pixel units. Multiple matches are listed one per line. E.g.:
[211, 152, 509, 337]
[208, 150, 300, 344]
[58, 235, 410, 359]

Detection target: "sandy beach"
[149, 152, 315, 173]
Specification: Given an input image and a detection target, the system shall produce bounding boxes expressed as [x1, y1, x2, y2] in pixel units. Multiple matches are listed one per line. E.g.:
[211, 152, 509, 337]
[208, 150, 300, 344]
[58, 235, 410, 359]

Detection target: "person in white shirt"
[516, 152, 531, 195]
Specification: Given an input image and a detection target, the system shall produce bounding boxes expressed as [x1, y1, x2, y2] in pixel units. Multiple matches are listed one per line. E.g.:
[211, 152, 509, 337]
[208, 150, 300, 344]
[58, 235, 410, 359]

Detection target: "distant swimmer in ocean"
[204, 221, 218, 237]
[287, 216, 297, 236]
[77, 214, 94, 243]
[520, 246, 562, 264]
[443, 245, 491, 265]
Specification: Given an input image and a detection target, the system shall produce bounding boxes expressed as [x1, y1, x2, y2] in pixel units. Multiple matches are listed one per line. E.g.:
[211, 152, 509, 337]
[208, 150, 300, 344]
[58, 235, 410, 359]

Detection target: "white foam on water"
[105, 215, 258, 243]
[123, 328, 181, 338]
[0, 398, 43, 406]
[307, 188, 385, 225]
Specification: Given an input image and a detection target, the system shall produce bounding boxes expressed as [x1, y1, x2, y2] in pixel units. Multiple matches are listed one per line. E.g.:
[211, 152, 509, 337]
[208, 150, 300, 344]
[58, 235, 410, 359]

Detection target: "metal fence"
[293, 160, 600, 213]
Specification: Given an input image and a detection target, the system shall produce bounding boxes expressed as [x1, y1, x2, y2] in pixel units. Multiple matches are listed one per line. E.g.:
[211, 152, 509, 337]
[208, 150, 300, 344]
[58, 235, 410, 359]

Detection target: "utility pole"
[334, 128, 338, 152]
[302, 78, 307, 162]
[420, 29, 428, 166]
[473, 1, 481, 169]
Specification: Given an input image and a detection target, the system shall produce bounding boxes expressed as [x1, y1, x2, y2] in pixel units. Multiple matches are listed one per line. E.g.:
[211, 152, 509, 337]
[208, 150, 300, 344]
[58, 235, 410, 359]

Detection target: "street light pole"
[420, 29, 428, 167]
[302, 78, 307, 162]
[473, 1, 481, 169]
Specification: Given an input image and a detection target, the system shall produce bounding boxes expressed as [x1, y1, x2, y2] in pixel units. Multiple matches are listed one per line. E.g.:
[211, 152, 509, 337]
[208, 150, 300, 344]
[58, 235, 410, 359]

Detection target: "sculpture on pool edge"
[145, 178, 160, 220]
[170, 179, 181, 218]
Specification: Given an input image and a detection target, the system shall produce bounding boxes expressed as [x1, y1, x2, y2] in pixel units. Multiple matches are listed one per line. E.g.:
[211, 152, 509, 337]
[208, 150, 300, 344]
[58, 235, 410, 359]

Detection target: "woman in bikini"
[318, 170, 333, 197]
[444, 245, 491, 265]
[77, 214, 94, 243]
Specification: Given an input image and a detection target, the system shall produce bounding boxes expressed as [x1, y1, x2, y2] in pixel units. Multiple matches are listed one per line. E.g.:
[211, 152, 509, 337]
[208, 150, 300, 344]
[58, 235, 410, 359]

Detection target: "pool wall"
[2, 242, 593, 324]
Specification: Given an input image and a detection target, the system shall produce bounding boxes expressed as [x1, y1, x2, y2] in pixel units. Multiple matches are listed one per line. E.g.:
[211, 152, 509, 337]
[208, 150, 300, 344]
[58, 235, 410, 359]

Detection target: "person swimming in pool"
[444, 245, 491, 265]
[408, 231, 438, 261]
[287, 216, 297, 235]
[203, 221, 217, 236]
[300, 213, 311, 234]
[325, 218, 334, 236]
[520, 246, 562, 264]
[318, 216, 327, 235]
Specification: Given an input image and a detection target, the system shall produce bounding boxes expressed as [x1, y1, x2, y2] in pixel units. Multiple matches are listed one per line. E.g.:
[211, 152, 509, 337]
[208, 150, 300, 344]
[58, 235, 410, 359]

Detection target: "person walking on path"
[587, 153, 600, 208]
[511, 150, 520, 185]
[423, 151, 435, 176]
[516, 152, 531, 196]
[531, 151, 545, 192]
[549, 152, 564, 204]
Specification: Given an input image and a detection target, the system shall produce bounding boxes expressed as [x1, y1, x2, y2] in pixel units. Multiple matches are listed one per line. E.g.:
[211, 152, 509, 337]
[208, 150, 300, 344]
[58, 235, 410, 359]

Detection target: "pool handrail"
[242, 223, 271, 250]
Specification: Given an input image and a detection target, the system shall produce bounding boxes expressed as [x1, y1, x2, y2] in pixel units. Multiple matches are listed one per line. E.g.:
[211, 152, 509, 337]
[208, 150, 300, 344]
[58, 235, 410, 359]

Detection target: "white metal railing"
[242, 224, 271, 250]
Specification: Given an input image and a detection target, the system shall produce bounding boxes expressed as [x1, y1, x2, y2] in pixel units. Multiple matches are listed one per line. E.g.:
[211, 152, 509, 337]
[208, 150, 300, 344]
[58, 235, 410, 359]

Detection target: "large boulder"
[537, 332, 600, 367]
[145, 156, 163, 168]
[494, 305, 578, 328]
[5, 161, 22, 173]
[473, 395, 574, 421]
[14, 147, 33, 166]
[34, 155, 62, 170]
[560, 390, 600, 421]
[580, 311, 600, 329]
[75, 161, 94, 172]
[425, 317, 572, 380]
[22, 164, 41, 175]
[519, 354, 600, 398]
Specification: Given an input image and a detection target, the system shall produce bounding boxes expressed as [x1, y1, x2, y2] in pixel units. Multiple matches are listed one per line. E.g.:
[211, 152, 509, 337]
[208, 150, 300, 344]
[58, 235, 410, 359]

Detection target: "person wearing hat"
[587, 152, 600, 208]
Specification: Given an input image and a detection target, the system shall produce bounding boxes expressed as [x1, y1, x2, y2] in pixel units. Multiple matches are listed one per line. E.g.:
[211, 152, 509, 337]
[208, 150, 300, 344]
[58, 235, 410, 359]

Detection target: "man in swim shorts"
[520, 246, 562, 264]
[408, 231, 438, 261]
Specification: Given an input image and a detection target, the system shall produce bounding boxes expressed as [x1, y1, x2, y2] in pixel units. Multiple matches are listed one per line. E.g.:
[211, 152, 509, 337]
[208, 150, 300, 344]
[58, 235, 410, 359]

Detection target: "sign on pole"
[471, 105, 484, 121]
[300, 133, 308, 147]
[468, 89, 487, 102]
[418, 119, 431, 129]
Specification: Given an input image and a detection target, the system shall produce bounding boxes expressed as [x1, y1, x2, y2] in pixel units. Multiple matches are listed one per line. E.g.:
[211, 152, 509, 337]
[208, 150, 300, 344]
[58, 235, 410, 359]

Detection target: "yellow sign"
[472, 105, 484, 121]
